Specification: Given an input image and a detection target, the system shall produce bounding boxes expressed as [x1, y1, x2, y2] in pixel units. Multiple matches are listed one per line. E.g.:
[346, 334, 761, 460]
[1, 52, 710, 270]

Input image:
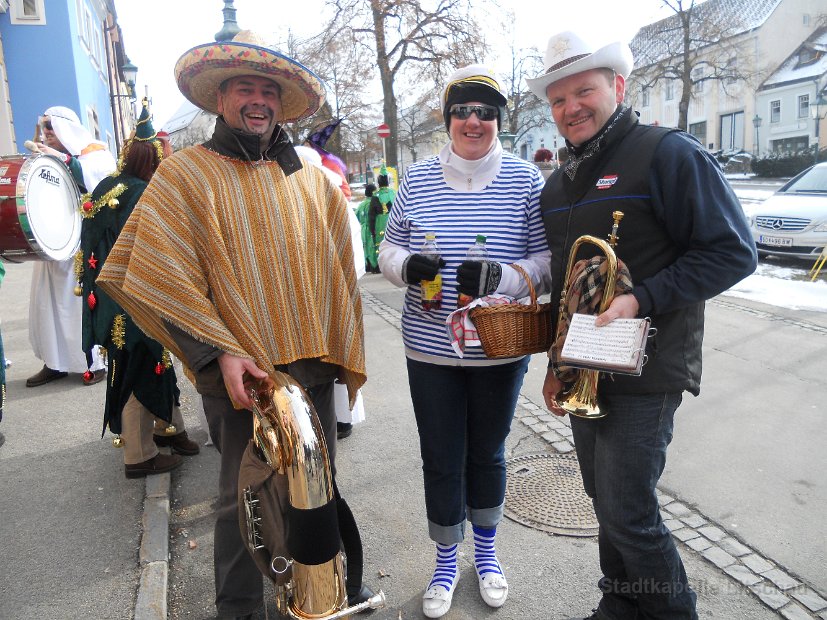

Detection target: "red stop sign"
[377, 123, 391, 138]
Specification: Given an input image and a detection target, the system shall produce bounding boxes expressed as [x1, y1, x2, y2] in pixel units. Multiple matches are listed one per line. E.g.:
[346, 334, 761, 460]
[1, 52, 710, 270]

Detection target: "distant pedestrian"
[527, 30, 757, 619]
[369, 165, 394, 251]
[533, 147, 556, 180]
[533, 147, 553, 163]
[356, 183, 379, 273]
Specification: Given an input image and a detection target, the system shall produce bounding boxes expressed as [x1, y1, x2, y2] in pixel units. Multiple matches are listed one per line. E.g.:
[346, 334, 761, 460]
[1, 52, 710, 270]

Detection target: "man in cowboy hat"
[528, 31, 757, 620]
[97, 31, 372, 619]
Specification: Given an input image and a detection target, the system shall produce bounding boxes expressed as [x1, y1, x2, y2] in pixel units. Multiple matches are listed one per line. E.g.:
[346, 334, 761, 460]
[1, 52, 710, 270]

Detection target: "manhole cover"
[504, 453, 598, 537]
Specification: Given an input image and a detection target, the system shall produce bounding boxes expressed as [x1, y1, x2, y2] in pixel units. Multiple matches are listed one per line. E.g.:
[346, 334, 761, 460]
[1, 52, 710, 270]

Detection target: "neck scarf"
[439, 139, 503, 192]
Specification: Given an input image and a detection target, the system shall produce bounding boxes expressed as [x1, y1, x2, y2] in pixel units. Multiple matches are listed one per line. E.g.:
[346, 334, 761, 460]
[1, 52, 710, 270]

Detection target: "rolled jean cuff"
[468, 503, 504, 529]
[428, 519, 465, 545]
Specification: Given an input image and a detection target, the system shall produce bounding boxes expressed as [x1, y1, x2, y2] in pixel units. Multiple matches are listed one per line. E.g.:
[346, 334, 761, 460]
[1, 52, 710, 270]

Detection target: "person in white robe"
[25, 106, 115, 387]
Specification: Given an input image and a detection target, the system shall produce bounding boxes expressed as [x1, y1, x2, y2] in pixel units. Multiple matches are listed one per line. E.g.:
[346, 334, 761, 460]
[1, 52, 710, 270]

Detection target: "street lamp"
[498, 132, 516, 153]
[810, 92, 827, 165]
[110, 59, 138, 153]
[752, 114, 762, 157]
[121, 59, 138, 99]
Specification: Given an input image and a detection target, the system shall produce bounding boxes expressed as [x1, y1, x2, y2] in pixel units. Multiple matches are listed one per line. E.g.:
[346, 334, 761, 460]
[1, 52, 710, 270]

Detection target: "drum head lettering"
[20, 155, 81, 261]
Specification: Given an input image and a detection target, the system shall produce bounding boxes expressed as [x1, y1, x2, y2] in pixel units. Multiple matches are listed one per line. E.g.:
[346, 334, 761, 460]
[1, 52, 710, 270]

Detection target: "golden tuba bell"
[245, 373, 386, 620]
[555, 211, 624, 419]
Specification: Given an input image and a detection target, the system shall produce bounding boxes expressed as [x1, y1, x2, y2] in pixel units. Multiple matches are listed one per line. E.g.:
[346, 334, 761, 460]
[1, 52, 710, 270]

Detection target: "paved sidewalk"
[136, 274, 826, 619]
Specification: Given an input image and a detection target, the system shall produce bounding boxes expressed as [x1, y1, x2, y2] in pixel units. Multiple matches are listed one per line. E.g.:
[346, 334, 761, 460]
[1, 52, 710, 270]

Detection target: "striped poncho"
[97, 145, 366, 404]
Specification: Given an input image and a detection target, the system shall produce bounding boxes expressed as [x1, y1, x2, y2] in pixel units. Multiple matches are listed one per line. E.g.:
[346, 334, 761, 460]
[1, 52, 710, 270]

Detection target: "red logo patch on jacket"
[595, 174, 618, 190]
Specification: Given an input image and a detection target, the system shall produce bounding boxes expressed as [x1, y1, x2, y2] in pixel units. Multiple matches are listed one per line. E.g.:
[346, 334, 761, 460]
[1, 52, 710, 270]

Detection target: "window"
[803, 14, 810, 26]
[719, 111, 744, 151]
[641, 87, 650, 107]
[798, 94, 809, 119]
[10, 0, 46, 24]
[725, 56, 738, 86]
[770, 136, 809, 153]
[76, 0, 104, 70]
[692, 67, 704, 94]
[770, 100, 781, 123]
[665, 80, 674, 102]
[689, 121, 707, 143]
[87, 107, 100, 141]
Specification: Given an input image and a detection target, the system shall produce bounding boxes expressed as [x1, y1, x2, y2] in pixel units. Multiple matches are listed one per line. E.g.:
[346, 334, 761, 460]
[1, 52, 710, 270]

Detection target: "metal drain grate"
[504, 453, 598, 537]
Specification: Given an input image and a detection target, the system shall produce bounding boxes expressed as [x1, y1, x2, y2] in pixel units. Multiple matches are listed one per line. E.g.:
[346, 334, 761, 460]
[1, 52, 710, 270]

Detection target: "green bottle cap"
[476, 234, 486, 243]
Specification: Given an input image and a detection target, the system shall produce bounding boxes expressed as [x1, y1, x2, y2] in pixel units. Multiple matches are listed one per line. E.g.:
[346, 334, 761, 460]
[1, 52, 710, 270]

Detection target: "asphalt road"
[1, 254, 825, 619]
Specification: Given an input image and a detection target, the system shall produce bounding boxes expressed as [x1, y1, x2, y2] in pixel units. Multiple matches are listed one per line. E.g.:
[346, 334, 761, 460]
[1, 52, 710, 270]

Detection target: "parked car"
[749, 162, 827, 261]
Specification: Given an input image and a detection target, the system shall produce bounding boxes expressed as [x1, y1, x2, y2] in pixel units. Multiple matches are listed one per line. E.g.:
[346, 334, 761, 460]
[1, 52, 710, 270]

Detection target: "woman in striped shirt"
[379, 65, 552, 618]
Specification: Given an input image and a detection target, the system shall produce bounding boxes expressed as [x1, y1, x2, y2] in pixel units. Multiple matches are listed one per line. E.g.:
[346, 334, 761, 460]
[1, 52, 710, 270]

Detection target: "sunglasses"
[41, 121, 53, 131]
[449, 104, 499, 122]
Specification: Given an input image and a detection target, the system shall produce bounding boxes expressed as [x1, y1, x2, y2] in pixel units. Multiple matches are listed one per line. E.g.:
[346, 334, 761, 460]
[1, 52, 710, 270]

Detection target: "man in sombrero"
[97, 31, 371, 619]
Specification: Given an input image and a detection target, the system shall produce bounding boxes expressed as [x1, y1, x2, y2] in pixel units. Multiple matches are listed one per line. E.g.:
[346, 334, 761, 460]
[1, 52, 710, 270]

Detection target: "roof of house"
[759, 27, 827, 90]
[631, 0, 783, 66]
[162, 100, 207, 134]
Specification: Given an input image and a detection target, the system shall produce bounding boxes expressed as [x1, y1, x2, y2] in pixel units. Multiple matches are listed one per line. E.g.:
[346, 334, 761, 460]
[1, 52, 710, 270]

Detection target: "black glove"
[456, 260, 502, 297]
[402, 254, 446, 284]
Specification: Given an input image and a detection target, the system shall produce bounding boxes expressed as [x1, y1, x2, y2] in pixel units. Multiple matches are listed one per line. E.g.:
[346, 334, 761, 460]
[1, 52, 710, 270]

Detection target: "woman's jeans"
[571, 391, 698, 620]
[406, 356, 529, 545]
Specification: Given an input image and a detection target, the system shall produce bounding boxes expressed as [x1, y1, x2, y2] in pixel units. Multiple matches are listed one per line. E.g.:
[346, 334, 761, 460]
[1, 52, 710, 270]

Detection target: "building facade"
[626, 0, 823, 155]
[0, 0, 133, 156]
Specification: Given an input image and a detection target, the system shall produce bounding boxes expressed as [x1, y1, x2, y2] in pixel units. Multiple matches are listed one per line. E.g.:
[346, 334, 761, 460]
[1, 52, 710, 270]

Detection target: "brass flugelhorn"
[555, 211, 624, 419]
[245, 373, 386, 620]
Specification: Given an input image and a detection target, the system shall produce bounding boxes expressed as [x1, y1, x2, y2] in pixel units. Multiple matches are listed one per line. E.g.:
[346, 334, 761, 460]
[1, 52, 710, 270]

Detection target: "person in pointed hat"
[530, 30, 757, 620]
[369, 163, 395, 258]
[79, 99, 199, 479]
[305, 118, 352, 198]
[96, 30, 374, 618]
[25, 106, 116, 388]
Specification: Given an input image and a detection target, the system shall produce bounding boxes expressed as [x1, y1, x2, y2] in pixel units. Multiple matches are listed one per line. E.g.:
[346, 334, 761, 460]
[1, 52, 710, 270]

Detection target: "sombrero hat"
[174, 30, 325, 123]
[526, 31, 633, 99]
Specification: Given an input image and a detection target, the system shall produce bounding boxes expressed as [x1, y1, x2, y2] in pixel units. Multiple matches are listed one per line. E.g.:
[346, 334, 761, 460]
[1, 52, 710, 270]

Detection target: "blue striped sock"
[427, 543, 458, 592]
[473, 525, 503, 578]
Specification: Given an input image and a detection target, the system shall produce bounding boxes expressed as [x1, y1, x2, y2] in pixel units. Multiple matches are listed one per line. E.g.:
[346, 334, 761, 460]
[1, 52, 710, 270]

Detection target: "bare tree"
[397, 90, 444, 164]
[294, 30, 378, 156]
[500, 44, 548, 145]
[629, 0, 758, 130]
[321, 0, 489, 168]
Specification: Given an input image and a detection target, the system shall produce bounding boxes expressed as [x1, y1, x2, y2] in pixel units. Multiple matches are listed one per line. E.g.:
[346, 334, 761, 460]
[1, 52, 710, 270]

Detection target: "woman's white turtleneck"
[439, 138, 503, 192]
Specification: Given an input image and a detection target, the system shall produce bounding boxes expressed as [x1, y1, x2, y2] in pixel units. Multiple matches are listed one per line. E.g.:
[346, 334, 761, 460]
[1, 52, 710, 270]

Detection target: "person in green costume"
[356, 183, 379, 273]
[370, 165, 395, 256]
[79, 100, 199, 478]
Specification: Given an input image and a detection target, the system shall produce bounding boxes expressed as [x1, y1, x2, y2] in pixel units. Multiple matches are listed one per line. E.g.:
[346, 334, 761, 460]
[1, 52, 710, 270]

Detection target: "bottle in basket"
[420, 232, 443, 311]
[457, 234, 488, 308]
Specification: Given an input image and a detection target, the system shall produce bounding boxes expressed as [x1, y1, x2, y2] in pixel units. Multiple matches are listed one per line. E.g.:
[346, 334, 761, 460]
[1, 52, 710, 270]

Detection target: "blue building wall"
[1, 0, 114, 153]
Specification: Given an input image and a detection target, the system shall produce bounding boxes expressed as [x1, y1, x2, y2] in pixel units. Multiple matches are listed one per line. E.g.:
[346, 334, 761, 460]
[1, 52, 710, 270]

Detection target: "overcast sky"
[114, 0, 676, 128]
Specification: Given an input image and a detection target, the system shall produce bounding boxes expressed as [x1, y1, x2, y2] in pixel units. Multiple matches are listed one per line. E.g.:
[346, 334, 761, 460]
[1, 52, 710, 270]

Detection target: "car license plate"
[759, 235, 793, 247]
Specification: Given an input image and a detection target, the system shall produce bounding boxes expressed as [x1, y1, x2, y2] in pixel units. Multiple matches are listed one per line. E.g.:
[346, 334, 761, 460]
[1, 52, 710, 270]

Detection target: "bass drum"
[0, 153, 81, 262]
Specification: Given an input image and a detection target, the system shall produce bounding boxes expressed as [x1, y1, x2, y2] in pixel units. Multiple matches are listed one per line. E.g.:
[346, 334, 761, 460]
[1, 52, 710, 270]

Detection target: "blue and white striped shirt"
[380, 152, 550, 364]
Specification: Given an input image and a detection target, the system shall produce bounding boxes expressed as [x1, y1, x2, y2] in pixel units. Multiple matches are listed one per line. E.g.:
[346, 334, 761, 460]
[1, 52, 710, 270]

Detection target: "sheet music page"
[561, 313, 647, 369]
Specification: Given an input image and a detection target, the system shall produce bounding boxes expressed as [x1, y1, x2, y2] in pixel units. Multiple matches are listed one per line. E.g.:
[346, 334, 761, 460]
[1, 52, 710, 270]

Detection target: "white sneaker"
[478, 572, 508, 608]
[422, 583, 456, 618]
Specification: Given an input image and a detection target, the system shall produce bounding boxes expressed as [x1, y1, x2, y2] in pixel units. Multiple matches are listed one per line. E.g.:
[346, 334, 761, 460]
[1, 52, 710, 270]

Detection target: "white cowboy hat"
[526, 31, 634, 99]
[174, 30, 325, 123]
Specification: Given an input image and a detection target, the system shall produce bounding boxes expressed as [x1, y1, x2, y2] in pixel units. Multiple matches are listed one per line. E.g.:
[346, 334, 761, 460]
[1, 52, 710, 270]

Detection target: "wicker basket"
[469, 264, 553, 359]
